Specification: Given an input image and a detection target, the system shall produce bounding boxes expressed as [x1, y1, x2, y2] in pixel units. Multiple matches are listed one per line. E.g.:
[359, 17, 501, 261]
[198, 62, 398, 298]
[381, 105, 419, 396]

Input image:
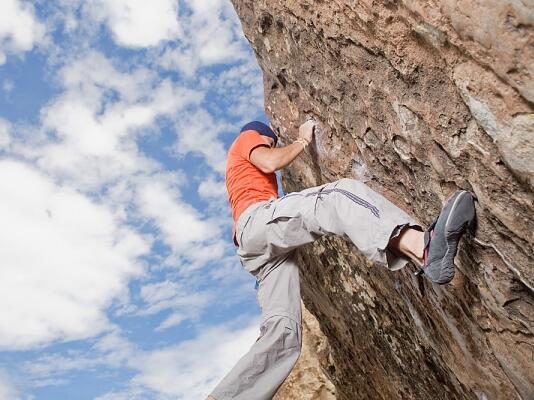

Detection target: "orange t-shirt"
[226, 130, 278, 240]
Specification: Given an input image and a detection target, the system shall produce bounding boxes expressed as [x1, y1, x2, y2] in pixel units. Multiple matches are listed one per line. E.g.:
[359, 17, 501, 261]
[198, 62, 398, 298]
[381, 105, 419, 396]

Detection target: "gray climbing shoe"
[416, 191, 476, 284]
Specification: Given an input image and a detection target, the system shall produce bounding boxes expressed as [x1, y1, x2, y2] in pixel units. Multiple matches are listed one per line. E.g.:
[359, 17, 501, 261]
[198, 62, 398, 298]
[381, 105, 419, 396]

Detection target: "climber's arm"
[250, 143, 306, 173]
[250, 120, 316, 173]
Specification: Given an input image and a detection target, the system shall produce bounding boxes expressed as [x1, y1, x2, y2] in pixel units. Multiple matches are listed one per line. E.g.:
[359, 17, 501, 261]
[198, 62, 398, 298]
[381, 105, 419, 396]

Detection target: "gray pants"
[211, 178, 419, 400]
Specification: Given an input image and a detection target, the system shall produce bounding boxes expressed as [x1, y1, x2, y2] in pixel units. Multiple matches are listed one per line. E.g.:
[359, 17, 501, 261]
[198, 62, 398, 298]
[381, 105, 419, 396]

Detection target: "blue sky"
[0, 1, 272, 398]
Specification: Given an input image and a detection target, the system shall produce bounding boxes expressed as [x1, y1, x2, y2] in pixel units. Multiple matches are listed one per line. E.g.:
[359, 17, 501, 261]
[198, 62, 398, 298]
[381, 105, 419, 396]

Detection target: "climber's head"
[240, 121, 278, 147]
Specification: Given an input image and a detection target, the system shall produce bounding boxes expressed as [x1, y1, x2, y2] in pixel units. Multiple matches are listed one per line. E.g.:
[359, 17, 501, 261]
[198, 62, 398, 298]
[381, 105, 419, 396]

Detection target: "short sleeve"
[236, 130, 269, 161]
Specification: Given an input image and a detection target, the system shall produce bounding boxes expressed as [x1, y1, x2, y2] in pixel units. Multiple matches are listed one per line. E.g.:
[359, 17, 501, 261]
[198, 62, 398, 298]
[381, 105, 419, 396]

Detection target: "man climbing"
[208, 120, 476, 400]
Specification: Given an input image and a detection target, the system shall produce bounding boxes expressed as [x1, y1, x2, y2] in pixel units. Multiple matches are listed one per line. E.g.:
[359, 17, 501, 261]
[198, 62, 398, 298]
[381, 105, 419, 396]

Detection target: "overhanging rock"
[232, 1, 534, 399]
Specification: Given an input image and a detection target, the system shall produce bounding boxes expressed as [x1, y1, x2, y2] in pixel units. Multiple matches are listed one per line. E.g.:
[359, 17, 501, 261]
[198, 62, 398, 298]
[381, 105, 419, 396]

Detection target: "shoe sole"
[434, 191, 475, 284]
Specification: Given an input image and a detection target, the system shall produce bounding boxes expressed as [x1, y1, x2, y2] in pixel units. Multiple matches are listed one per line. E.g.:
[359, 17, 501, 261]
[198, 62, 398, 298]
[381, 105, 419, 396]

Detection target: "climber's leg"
[210, 179, 426, 399]
[237, 178, 422, 282]
[388, 225, 425, 265]
[210, 254, 302, 400]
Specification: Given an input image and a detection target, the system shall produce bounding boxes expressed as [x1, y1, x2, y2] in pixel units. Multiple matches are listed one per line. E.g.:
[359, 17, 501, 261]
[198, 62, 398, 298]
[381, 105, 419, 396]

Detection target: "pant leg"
[210, 254, 302, 400]
[238, 178, 421, 279]
[211, 178, 419, 398]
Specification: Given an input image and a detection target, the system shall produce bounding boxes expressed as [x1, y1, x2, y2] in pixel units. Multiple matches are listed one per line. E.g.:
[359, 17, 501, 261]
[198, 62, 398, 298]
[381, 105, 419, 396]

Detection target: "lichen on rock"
[231, 1, 534, 399]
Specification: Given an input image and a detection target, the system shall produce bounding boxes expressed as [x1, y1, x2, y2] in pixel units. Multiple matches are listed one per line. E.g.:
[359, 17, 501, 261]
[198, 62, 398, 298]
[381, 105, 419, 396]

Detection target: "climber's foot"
[415, 190, 476, 284]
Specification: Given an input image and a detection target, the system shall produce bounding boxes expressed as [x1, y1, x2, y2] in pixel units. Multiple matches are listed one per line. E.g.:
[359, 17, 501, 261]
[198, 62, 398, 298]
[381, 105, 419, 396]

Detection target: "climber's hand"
[298, 120, 316, 143]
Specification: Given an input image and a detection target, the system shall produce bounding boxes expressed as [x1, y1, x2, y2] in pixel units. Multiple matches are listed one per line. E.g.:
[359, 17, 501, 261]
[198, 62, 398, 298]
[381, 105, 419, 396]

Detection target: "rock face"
[232, 1, 534, 399]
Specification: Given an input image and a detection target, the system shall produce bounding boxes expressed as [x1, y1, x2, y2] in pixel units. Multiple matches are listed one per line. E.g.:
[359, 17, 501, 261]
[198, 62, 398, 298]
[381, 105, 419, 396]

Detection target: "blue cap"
[240, 121, 278, 145]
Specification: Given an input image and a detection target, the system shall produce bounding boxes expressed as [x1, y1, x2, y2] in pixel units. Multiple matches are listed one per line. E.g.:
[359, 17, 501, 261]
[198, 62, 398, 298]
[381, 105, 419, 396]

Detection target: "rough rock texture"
[275, 304, 337, 400]
[232, 1, 534, 399]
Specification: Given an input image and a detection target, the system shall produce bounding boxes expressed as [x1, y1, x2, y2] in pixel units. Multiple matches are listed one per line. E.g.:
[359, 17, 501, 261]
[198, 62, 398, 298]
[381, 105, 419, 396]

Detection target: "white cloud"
[0, 118, 11, 149]
[198, 176, 227, 200]
[18, 328, 135, 391]
[137, 280, 212, 331]
[22, 332, 131, 389]
[198, 175, 229, 216]
[24, 353, 101, 384]
[136, 178, 223, 257]
[0, 370, 18, 400]
[0, 0, 45, 64]
[187, 0, 247, 63]
[129, 318, 260, 399]
[158, 0, 248, 76]
[88, 0, 180, 48]
[11, 51, 203, 191]
[20, 318, 260, 400]
[93, 328, 137, 366]
[155, 313, 186, 331]
[174, 109, 228, 174]
[0, 2, 268, 397]
[134, 175, 231, 273]
[0, 160, 149, 350]
[205, 58, 265, 120]
[95, 387, 151, 400]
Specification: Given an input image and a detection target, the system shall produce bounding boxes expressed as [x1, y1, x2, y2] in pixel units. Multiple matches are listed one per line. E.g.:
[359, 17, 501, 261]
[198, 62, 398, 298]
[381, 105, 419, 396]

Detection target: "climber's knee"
[337, 177, 356, 185]
[260, 315, 302, 366]
[335, 177, 363, 190]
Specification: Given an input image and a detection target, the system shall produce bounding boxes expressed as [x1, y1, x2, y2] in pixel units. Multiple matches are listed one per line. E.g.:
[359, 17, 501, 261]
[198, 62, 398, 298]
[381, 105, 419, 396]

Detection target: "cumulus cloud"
[0, 0, 45, 64]
[95, 387, 150, 400]
[24, 353, 101, 386]
[198, 175, 229, 216]
[18, 327, 134, 391]
[19, 317, 259, 400]
[0, 370, 18, 400]
[129, 318, 259, 399]
[206, 57, 265, 121]
[14, 51, 204, 191]
[0, 160, 149, 350]
[158, 0, 249, 76]
[198, 176, 227, 200]
[174, 109, 229, 174]
[137, 280, 212, 331]
[0, 0, 267, 397]
[135, 177, 227, 268]
[88, 0, 180, 48]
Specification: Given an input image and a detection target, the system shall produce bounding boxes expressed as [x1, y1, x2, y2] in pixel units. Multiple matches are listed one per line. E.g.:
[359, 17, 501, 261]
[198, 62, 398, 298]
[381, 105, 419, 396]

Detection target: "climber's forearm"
[250, 142, 306, 174]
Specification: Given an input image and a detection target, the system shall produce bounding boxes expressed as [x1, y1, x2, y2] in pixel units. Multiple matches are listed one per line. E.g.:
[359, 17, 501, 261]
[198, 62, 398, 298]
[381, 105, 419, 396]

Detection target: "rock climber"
[207, 120, 476, 400]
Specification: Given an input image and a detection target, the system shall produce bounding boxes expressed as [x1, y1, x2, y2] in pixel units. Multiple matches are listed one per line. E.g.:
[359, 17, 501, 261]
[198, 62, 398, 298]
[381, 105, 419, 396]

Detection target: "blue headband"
[240, 121, 278, 145]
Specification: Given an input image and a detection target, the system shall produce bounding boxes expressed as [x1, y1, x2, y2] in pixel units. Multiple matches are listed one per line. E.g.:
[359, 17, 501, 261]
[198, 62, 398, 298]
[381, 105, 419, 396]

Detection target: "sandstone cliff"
[232, 1, 534, 399]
